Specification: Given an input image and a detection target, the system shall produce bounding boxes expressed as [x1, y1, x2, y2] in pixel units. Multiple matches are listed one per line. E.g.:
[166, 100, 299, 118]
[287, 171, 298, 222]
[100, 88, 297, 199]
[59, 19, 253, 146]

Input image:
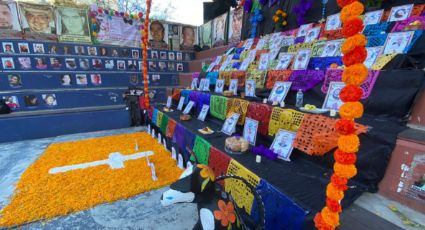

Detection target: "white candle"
[256, 155, 261, 163]
[263, 98, 267, 104]
[280, 101, 285, 107]
[330, 110, 337, 117]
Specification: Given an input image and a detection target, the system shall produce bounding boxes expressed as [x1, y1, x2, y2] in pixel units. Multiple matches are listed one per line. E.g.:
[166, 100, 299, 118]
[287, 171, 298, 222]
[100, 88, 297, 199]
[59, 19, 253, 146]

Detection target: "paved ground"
[0, 127, 423, 230]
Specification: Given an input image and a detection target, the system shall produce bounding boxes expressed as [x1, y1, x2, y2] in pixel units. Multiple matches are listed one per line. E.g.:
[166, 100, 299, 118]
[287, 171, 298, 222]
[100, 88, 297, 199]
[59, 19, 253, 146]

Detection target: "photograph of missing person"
[168, 52, 175, 60]
[2, 57, 15, 69]
[18, 2, 56, 34]
[99, 47, 108, 56]
[212, 13, 227, 47]
[34, 57, 48, 69]
[121, 48, 129, 57]
[92, 59, 102, 69]
[383, 31, 414, 55]
[293, 49, 312, 70]
[128, 60, 137, 70]
[2, 42, 14, 53]
[167, 62, 175, 71]
[57, 7, 89, 36]
[243, 118, 259, 146]
[42, 94, 57, 106]
[148, 20, 168, 50]
[63, 45, 70, 54]
[111, 48, 119, 57]
[180, 26, 196, 51]
[325, 13, 341, 31]
[48, 44, 57, 54]
[61, 74, 72, 86]
[176, 52, 183, 61]
[90, 74, 102, 85]
[65, 58, 77, 70]
[200, 20, 212, 48]
[160, 51, 167, 60]
[76, 74, 87, 85]
[364, 9, 384, 25]
[151, 50, 158, 59]
[0, 1, 21, 31]
[270, 129, 296, 161]
[168, 24, 179, 36]
[33, 43, 45, 53]
[176, 63, 183, 71]
[323, 81, 345, 110]
[3, 96, 19, 110]
[228, 8, 243, 43]
[117, 60, 126, 70]
[321, 41, 342, 57]
[129, 74, 138, 85]
[8, 74, 21, 87]
[388, 4, 413, 22]
[75, 45, 85, 55]
[87, 46, 97, 56]
[105, 60, 114, 70]
[18, 43, 30, 53]
[149, 61, 156, 71]
[24, 95, 38, 107]
[132, 50, 139, 58]
[18, 57, 31, 69]
[138, 61, 143, 70]
[79, 58, 89, 69]
[50, 57, 62, 69]
[158, 61, 166, 71]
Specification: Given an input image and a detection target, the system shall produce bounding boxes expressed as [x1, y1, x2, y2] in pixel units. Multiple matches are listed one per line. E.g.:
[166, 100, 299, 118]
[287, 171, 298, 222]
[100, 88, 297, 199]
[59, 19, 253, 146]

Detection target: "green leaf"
[227, 223, 232, 230]
[201, 178, 210, 192]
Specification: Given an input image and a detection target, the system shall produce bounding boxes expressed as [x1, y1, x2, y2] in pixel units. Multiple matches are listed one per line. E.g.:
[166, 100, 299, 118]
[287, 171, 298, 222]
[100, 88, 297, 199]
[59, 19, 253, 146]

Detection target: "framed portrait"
[158, 61, 167, 71]
[199, 78, 210, 91]
[18, 43, 30, 53]
[99, 47, 108, 56]
[292, 49, 311, 70]
[197, 105, 210, 121]
[74, 45, 84, 55]
[388, 4, 413, 22]
[270, 129, 296, 161]
[132, 49, 139, 58]
[160, 51, 167, 60]
[60, 74, 72, 86]
[48, 44, 58, 54]
[320, 40, 342, 57]
[229, 79, 238, 95]
[138, 61, 143, 70]
[87, 46, 97, 56]
[0, 1, 21, 32]
[228, 8, 243, 43]
[50, 57, 62, 69]
[17, 57, 31, 69]
[364, 9, 384, 26]
[245, 79, 256, 97]
[239, 51, 255, 71]
[176, 63, 184, 71]
[65, 58, 77, 70]
[148, 61, 157, 71]
[129, 74, 138, 85]
[33, 43, 44, 53]
[56, 7, 91, 42]
[76, 74, 88, 85]
[90, 74, 102, 85]
[243, 118, 259, 146]
[117, 60, 126, 70]
[383, 31, 414, 54]
[219, 54, 234, 71]
[281, 36, 295, 47]
[8, 74, 21, 88]
[268, 48, 280, 62]
[18, 2, 56, 34]
[177, 96, 185, 110]
[92, 59, 102, 69]
[2, 57, 15, 69]
[176, 52, 183, 61]
[79, 58, 90, 70]
[24, 95, 39, 107]
[215, 79, 224, 93]
[42, 94, 57, 106]
[268, 81, 292, 103]
[128, 60, 137, 70]
[323, 81, 345, 110]
[2, 42, 14, 53]
[151, 50, 158, 59]
[275, 53, 294, 70]
[191, 78, 198, 90]
[325, 13, 341, 31]
[297, 23, 313, 37]
[62, 45, 71, 54]
[182, 100, 195, 115]
[212, 12, 227, 47]
[305, 27, 321, 43]
[364, 47, 381, 68]
[221, 113, 240, 135]
[258, 53, 269, 70]
[255, 36, 269, 50]
[3, 96, 20, 110]
[167, 62, 175, 71]
[168, 52, 175, 60]
[243, 38, 254, 50]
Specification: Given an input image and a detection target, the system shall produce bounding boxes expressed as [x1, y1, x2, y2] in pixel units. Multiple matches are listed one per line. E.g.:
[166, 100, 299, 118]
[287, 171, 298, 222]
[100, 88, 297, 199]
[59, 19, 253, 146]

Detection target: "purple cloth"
[307, 57, 343, 70]
[197, 93, 211, 114]
[192, 72, 200, 80]
[293, 0, 313, 25]
[172, 123, 196, 158]
[189, 91, 201, 108]
[251, 145, 278, 160]
[289, 70, 325, 91]
[392, 16, 425, 32]
[244, 0, 253, 12]
[294, 36, 305, 44]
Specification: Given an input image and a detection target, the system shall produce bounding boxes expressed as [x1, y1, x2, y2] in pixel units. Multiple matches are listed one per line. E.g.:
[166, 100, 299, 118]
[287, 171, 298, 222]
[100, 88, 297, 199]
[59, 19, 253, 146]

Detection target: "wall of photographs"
[0, 40, 192, 113]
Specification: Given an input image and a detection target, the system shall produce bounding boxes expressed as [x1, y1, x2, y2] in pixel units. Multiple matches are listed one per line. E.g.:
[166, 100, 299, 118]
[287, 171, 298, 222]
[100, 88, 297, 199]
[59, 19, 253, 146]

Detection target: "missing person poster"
[90, 5, 141, 47]
[212, 12, 227, 47]
[199, 20, 212, 48]
[228, 8, 242, 43]
[0, 1, 21, 38]
[56, 7, 91, 43]
[148, 20, 169, 50]
[18, 2, 56, 36]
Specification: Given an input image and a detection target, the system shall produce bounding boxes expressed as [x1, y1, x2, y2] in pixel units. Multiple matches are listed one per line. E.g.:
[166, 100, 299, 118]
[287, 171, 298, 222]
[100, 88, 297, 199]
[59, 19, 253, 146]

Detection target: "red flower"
[342, 46, 367, 67]
[334, 149, 357, 165]
[326, 198, 342, 213]
[342, 17, 364, 38]
[335, 119, 356, 135]
[314, 213, 335, 230]
[340, 85, 363, 102]
[337, 0, 357, 8]
[214, 200, 236, 227]
[331, 174, 348, 191]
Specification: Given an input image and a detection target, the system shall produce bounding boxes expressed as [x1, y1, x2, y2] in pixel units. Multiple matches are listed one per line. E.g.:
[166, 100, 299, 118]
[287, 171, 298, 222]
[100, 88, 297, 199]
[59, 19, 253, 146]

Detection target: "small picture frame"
[2, 57, 15, 69]
[281, 36, 295, 47]
[117, 60, 126, 70]
[17, 57, 31, 70]
[168, 52, 175, 60]
[151, 74, 160, 83]
[258, 53, 269, 70]
[177, 96, 185, 110]
[76, 74, 88, 85]
[245, 79, 256, 97]
[75, 46, 85, 55]
[255, 37, 268, 50]
[33, 43, 45, 54]
[149, 61, 157, 71]
[65, 58, 77, 70]
[3, 96, 19, 110]
[176, 52, 183, 61]
[292, 49, 311, 70]
[297, 23, 313, 37]
[92, 59, 103, 69]
[90, 74, 102, 86]
[201, 78, 210, 91]
[270, 129, 296, 161]
[61, 74, 73, 86]
[42, 94, 57, 107]
[221, 113, 240, 135]
[325, 13, 341, 31]
[48, 44, 57, 54]
[87, 46, 97, 56]
[364, 9, 384, 26]
[243, 38, 254, 49]
[268, 81, 292, 103]
[320, 40, 342, 57]
[160, 51, 167, 60]
[167, 62, 175, 71]
[104, 60, 114, 70]
[364, 47, 382, 68]
[176, 63, 184, 71]
[275, 53, 294, 70]
[132, 50, 140, 58]
[323, 81, 345, 110]
[219, 54, 234, 71]
[229, 79, 238, 95]
[243, 118, 259, 146]
[158, 61, 167, 71]
[24, 95, 39, 107]
[305, 27, 321, 43]
[191, 78, 198, 90]
[383, 31, 414, 55]
[8, 74, 22, 88]
[2, 42, 15, 53]
[268, 48, 280, 62]
[197, 105, 210, 121]
[50, 57, 62, 69]
[100, 47, 108, 56]
[182, 100, 195, 115]
[215, 79, 225, 93]
[18, 43, 30, 54]
[151, 50, 158, 59]
[79, 58, 90, 70]
[388, 4, 413, 22]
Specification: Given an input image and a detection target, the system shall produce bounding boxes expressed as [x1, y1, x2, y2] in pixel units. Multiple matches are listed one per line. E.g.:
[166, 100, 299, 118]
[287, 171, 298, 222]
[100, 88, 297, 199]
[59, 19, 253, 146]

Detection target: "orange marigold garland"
[314, 1, 367, 229]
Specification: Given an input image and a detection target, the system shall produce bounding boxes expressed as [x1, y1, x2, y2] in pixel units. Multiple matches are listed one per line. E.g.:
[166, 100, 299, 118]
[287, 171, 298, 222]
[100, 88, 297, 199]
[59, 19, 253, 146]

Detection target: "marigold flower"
[342, 16, 364, 38]
[337, 134, 360, 153]
[334, 162, 358, 179]
[335, 119, 356, 135]
[326, 198, 342, 213]
[321, 207, 340, 227]
[314, 213, 335, 230]
[336, 0, 357, 8]
[334, 149, 357, 165]
[339, 102, 364, 119]
[340, 1, 364, 23]
[342, 64, 368, 86]
[341, 34, 367, 54]
[326, 183, 344, 201]
[331, 174, 348, 191]
[340, 85, 363, 102]
[343, 46, 367, 66]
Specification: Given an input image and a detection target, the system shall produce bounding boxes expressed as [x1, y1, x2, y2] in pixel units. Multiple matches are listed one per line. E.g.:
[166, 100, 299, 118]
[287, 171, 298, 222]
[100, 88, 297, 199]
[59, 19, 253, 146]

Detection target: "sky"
[159, 0, 205, 26]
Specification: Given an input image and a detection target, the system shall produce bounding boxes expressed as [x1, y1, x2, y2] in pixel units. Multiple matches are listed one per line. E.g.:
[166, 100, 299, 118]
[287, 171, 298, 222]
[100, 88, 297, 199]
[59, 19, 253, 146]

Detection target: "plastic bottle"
[296, 89, 303, 108]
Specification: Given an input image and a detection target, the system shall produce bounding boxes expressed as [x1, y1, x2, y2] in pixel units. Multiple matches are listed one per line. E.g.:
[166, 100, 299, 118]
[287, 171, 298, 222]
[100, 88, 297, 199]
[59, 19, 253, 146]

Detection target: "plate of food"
[300, 104, 329, 114]
[198, 126, 214, 135]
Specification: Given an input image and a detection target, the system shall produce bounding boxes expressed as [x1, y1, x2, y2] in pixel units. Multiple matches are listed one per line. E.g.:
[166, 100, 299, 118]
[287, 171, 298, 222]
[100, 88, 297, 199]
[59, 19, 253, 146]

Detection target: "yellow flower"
[282, 21, 287, 26]
[197, 164, 215, 182]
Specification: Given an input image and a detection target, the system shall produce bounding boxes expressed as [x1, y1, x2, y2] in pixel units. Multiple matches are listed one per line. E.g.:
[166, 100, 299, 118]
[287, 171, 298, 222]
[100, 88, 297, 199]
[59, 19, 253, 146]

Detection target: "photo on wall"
[0, 1, 22, 38]
[18, 57, 31, 69]
[2, 42, 15, 53]
[18, 42, 30, 53]
[212, 12, 227, 47]
[199, 20, 212, 48]
[61, 74, 73, 86]
[48, 44, 58, 54]
[180, 25, 197, 51]
[3, 96, 20, 110]
[56, 7, 91, 43]
[2, 57, 15, 69]
[148, 20, 169, 50]
[76, 74, 88, 85]
[228, 8, 243, 43]
[8, 74, 22, 88]
[42, 94, 57, 107]
[24, 95, 38, 107]
[18, 2, 56, 34]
